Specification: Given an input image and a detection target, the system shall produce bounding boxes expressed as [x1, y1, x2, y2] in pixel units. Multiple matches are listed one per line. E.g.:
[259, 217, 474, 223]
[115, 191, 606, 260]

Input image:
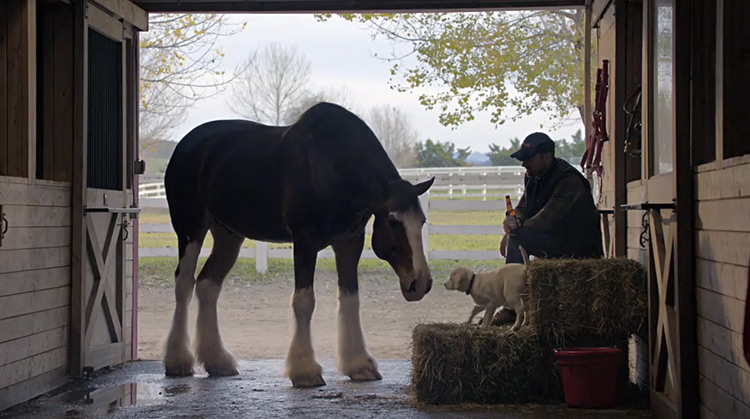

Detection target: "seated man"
[493, 132, 603, 325]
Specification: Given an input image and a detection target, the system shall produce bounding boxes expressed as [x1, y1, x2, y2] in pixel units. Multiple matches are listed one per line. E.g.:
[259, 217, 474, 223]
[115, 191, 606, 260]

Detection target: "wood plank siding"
[694, 162, 750, 419]
[0, 181, 71, 411]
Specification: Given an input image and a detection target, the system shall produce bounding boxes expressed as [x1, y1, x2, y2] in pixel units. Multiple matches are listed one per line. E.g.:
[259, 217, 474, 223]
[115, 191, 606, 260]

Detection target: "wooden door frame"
[636, 1, 697, 417]
[71, 0, 89, 376]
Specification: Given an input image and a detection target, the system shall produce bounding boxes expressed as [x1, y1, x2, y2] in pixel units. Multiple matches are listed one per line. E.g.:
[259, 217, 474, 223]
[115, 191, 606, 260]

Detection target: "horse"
[162, 102, 434, 387]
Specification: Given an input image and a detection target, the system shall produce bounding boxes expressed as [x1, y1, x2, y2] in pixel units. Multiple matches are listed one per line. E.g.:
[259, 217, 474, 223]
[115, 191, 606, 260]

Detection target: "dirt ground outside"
[137, 268, 481, 362]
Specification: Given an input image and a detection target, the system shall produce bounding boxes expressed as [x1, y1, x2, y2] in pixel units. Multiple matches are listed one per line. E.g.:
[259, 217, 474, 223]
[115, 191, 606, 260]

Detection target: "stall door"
[72, 3, 132, 374]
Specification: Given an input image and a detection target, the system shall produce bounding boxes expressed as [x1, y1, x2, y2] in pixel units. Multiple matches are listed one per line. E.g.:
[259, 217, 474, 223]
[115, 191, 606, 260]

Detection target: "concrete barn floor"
[1, 360, 652, 419]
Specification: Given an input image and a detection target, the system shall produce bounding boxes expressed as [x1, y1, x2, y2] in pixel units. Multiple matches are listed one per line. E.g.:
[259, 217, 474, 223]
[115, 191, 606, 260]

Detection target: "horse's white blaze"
[285, 287, 322, 377]
[400, 209, 430, 280]
[194, 279, 237, 373]
[164, 242, 200, 370]
[337, 291, 374, 374]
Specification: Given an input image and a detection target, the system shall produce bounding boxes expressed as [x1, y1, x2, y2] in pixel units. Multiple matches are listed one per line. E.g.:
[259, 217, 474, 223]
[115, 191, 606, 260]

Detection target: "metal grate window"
[87, 28, 122, 190]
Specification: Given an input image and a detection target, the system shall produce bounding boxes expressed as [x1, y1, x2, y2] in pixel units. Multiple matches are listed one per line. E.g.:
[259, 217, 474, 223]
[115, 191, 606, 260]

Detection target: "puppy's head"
[444, 267, 475, 293]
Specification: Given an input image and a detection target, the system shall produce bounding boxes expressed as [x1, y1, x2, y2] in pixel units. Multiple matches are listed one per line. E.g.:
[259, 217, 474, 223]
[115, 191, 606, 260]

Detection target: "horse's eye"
[388, 219, 401, 227]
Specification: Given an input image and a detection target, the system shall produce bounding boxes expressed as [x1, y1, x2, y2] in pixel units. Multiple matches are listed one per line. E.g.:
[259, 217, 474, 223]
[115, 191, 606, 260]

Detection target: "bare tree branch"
[227, 43, 312, 126]
[139, 14, 247, 151]
[364, 105, 418, 168]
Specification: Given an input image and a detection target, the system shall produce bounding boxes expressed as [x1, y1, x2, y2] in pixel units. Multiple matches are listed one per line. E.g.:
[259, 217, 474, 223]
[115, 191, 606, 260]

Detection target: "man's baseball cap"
[510, 132, 556, 161]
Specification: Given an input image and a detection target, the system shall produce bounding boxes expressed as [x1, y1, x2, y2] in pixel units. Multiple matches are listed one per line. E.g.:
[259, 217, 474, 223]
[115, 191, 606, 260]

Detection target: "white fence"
[138, 166, 526, 200]
[137, 166, 525, 272]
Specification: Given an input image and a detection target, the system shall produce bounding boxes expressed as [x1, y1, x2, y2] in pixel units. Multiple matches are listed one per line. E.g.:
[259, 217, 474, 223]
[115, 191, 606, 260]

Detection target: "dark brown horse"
[163, 102, 434, 387]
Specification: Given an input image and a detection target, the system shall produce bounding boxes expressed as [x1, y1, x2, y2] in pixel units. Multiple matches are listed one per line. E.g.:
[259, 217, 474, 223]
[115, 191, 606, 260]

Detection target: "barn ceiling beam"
[134, 0, 584, 13]
[92, 0, 149, 30]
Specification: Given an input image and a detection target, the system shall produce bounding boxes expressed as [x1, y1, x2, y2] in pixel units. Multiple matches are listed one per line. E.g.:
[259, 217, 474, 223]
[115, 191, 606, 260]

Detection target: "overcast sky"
[168, 13, 584, 155]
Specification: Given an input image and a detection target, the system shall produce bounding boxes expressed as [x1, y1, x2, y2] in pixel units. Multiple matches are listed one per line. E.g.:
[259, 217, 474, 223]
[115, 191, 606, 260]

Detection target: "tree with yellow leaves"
[139, 14, 246, 151]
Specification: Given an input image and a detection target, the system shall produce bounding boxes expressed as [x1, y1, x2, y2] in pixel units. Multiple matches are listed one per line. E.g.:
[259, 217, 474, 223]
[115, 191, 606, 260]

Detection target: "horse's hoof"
[164, 354, 195, 377]
[291, 374, 326, 388]
[349, 367, 383, 382]
[165, 365, 194, 377]
[205, 365, 239, 377]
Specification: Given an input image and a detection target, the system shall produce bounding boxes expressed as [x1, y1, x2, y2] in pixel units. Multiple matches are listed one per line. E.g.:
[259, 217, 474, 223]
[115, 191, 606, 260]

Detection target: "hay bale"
[412, 324, 559, 405]
[411, 324, 637, 405]
[526, 258, 647, 345]
[411, 258, 648, 405]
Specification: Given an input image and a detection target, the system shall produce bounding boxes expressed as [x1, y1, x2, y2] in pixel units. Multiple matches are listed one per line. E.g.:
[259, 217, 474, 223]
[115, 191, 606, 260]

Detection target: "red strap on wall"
[581, 60, 610, 178]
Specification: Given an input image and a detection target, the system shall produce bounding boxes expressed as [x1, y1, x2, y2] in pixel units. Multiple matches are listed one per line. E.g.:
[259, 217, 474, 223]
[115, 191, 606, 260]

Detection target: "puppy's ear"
[457, 270, 470, 289]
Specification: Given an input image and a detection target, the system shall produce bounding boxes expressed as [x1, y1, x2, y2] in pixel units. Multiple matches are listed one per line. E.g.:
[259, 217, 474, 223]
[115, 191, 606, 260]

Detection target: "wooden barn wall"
[694, 160, 750, 419]
[0, 178, 71, 411]
[693, 0, 750, 417]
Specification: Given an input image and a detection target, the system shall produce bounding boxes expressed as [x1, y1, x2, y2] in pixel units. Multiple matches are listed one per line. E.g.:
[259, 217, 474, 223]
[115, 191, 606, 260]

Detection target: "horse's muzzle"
[401, 278, 432, 302]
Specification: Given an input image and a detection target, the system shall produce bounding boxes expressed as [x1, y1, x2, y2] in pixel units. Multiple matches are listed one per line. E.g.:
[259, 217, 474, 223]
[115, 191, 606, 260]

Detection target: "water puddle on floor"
[47, 381, 189, 417]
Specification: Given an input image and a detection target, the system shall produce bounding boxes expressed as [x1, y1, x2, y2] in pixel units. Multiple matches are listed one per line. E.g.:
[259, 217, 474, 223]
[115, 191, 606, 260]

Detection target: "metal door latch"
[134, 159, 146, 175]
[122, 219, 130, 241]
[0, 205, 7, 247]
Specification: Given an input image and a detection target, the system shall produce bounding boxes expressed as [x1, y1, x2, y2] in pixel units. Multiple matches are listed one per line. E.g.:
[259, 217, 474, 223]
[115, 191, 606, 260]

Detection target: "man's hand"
[503, 215, 522, 234]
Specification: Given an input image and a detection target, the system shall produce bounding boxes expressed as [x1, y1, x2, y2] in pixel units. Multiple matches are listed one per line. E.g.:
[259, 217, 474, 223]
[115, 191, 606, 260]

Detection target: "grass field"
[139, 209, 503, 251]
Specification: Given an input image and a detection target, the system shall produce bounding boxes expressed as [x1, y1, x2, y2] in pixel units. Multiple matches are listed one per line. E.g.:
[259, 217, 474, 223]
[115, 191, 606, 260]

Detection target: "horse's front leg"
[285, 241, 325, 387]
[332, 233, 382, 382]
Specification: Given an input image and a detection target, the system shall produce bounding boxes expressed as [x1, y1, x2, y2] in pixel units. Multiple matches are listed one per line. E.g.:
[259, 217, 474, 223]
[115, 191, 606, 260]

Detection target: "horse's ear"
[414, 177, 435, 196]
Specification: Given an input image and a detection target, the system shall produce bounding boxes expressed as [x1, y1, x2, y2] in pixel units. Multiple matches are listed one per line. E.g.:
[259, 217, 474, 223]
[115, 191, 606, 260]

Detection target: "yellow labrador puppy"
[444, 246, 529, 331]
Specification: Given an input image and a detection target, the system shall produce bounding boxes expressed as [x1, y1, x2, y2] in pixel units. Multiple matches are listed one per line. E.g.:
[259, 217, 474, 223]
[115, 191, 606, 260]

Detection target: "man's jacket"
[515, 158, 603, 256]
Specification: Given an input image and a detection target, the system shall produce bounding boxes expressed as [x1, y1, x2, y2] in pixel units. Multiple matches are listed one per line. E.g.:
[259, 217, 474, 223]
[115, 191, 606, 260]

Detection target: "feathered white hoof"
[342, 355, 382, 382]
[164, 345, 195, 377]
[290, 374, 326, 388]
[197, 347, 239, 377]
[286, 357, 324, 387]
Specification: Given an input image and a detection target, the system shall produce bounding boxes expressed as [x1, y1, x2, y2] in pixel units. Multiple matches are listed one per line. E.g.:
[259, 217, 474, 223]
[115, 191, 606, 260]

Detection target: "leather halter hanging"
[581, 59, 610, 201]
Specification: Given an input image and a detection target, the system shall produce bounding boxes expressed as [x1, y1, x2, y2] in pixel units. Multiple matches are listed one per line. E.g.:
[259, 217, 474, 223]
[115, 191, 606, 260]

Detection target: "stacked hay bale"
[412, 258, 647, 405]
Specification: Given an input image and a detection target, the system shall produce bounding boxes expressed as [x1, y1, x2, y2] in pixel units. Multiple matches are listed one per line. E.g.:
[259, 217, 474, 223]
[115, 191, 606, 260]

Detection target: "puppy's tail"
[518, 245, 530, 266]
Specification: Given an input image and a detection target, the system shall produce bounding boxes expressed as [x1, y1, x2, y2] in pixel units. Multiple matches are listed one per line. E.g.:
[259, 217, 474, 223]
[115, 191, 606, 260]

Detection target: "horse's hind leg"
[194, 225, 243, 376]
[333, 232, 382, 381]
[164, 233, 206, 376]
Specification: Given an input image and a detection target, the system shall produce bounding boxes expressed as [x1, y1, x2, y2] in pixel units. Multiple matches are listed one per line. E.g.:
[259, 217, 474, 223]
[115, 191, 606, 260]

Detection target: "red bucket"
[554, 347, 622, 408]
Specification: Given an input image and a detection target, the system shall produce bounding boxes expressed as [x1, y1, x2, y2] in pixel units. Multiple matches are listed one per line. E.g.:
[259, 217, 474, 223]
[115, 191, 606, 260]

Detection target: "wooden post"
[0, 1, 6, 176]
[71, 0, 88, 376]
[256, 241, 268, 274]
[674, 0, 697, 416]
[613, 0, 628, 258]
[584, 0, 593, 187]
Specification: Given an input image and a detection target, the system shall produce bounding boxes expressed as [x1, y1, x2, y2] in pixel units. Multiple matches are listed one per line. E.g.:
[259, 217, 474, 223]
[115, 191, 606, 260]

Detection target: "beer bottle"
[505, 195, 516, 217]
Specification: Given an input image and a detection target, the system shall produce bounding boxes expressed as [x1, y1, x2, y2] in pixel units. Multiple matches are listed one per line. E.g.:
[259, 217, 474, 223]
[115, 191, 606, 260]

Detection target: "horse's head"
[372, 177, 435, 302]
